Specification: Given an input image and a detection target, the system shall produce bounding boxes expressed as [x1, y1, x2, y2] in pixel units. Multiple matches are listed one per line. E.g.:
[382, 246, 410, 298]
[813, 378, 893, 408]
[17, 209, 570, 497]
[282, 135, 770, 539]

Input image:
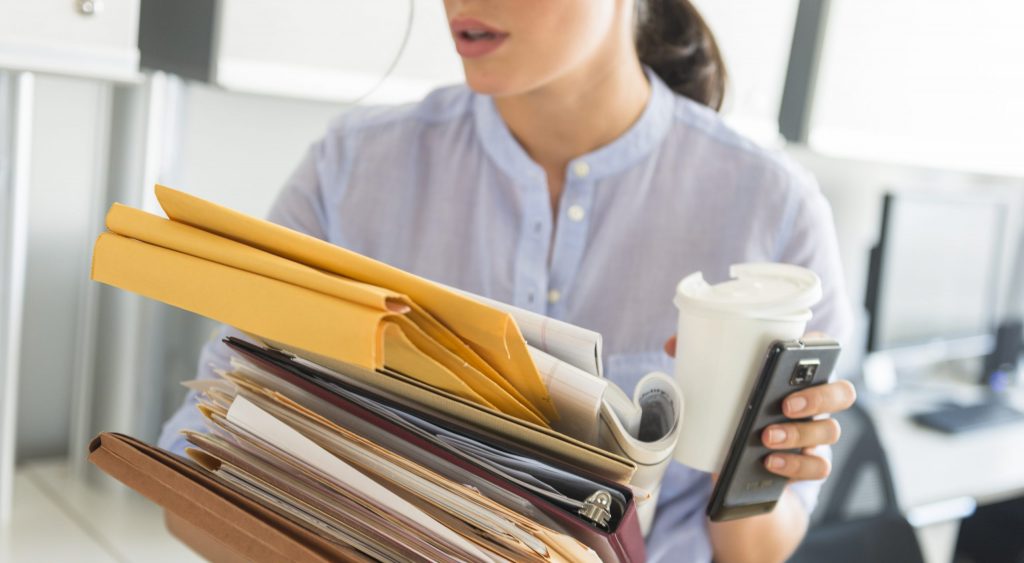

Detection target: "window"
[692, 0, 800, 145]
[810, 0, 1024, 176]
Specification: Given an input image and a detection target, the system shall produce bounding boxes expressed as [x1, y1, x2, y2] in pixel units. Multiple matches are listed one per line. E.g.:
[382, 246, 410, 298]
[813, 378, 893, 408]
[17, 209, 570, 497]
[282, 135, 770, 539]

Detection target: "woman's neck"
[493, 47, 651, 210]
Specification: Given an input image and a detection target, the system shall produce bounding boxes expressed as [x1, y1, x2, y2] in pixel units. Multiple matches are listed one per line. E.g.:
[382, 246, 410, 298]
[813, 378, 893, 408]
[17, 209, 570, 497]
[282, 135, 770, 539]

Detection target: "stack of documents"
[88, 186, 685, 562]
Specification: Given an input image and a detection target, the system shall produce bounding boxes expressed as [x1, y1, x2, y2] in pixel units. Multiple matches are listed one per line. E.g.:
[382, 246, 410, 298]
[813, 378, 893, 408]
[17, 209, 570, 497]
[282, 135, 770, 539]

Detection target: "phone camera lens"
[790, 360, 820, 386]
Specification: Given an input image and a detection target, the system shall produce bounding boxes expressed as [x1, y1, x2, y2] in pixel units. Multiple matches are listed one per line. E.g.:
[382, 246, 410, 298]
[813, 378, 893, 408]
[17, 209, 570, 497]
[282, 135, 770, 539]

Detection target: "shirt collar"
[473, 66, 676, 184]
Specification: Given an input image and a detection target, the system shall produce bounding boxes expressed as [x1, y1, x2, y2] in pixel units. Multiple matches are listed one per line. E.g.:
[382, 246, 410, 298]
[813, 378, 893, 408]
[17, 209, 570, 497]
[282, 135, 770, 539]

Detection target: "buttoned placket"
[513, 169, 552, 312]
[545, 157, 595, 318]
[474, 68, 674, 316]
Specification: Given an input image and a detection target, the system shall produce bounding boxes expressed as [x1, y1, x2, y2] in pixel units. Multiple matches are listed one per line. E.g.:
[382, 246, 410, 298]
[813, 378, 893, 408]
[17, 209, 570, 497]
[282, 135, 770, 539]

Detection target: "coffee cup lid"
[674, 262, 822, 319]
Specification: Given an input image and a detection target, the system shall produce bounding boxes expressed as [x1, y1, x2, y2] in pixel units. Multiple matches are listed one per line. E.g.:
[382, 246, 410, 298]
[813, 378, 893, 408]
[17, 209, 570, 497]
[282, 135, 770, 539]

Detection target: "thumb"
[664, 335, 677, 358]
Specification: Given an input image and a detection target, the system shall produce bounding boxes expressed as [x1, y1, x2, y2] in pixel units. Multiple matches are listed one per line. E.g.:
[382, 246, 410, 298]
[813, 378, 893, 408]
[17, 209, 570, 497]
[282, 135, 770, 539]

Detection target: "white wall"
[177, 82, 345, 217]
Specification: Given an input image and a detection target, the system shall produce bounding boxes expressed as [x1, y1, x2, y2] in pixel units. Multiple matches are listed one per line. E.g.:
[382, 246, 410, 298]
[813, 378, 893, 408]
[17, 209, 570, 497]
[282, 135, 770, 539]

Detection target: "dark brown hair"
[636, 0, 727, 111]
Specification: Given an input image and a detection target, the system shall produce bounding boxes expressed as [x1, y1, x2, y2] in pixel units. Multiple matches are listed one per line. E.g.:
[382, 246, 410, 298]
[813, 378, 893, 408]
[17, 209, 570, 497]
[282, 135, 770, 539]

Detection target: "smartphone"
[706, 339, 841, 522]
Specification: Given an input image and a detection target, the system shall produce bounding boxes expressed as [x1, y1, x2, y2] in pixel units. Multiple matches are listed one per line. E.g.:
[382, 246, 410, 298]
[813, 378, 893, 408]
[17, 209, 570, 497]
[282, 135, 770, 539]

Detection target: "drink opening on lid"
[674, 263, 822, 320]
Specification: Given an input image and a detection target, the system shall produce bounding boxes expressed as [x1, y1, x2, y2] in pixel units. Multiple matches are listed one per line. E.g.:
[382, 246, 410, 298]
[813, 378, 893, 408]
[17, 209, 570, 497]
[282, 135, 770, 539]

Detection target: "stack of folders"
[88, 186, 682, 562]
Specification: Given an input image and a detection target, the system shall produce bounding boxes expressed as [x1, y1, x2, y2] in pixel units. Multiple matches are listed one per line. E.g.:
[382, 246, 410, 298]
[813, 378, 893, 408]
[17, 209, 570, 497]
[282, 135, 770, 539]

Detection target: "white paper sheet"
[597, 371, 684, 535]
[527, 347, 607, 445]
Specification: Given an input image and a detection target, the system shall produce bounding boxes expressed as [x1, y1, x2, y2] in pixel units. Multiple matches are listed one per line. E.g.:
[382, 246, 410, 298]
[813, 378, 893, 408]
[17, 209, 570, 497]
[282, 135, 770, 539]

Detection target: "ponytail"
[636, 0, 727, 111]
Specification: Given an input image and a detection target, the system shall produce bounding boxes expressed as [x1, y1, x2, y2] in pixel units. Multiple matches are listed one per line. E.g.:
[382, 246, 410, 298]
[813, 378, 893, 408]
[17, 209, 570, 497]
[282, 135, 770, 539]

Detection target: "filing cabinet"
[0, 0, 141, 81]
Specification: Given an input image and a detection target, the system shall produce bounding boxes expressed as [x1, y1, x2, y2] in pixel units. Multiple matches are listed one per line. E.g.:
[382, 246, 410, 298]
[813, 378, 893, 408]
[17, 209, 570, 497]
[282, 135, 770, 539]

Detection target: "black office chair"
[788, 402, 925, 563]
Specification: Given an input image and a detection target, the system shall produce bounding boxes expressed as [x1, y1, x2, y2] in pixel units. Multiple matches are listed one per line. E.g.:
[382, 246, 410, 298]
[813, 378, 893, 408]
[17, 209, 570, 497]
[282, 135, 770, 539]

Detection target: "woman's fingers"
[762, 418, 841, 450]
[783, 380, 857, 418]
[764, 450, 832, 481]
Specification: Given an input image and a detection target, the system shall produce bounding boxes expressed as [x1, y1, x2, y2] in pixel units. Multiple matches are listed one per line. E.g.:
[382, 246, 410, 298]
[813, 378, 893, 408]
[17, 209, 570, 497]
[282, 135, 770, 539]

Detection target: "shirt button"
[572, 161, 590, 178]
[567, 205, 585, 222]
[547, 289, 562, 304]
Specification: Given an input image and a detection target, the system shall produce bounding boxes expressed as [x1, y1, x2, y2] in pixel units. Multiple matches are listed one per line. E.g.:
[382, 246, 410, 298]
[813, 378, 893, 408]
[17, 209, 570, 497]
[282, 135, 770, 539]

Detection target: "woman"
[160, 0, 857, 561]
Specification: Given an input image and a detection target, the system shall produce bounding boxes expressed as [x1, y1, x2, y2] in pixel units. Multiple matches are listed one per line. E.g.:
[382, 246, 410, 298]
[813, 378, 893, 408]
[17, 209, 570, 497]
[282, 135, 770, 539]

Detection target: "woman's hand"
[759, 378, 856, 480]
[663, 334, 857, 482]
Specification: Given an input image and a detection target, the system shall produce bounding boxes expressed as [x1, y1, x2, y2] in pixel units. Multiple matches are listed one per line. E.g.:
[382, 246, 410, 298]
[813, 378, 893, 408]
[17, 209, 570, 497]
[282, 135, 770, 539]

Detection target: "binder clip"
[579, 490, 613, 528]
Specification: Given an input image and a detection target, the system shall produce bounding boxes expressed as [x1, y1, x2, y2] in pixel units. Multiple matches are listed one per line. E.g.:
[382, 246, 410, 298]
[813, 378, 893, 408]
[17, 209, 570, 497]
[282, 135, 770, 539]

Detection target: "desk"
[864, 382, 1024, 563]
[1, 458, 202, 562]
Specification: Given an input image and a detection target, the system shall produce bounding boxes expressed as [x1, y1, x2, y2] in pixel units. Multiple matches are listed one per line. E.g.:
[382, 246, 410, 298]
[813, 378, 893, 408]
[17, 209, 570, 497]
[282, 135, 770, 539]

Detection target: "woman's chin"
[460, 63, 538, 97]
[462, 72, 514, 96]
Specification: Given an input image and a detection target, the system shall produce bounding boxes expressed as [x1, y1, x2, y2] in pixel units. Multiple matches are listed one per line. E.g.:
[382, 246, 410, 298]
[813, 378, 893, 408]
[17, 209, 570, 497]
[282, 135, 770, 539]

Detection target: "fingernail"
[767, 427, 786, 444]
[787, 396, 807, 414]
[767, 456, 785, 470]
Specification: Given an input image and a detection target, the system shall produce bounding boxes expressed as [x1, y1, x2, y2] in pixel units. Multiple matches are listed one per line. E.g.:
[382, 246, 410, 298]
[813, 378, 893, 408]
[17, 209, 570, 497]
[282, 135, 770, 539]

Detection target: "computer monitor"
[865, 190, 1008, 362]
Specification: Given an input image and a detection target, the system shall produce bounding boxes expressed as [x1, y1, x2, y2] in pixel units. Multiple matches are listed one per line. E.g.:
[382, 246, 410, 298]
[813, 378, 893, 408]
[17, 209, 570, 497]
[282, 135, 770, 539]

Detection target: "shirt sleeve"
[156, 142, 330, 455]
[772, 165, 854, 515]
[774, 165, 854, 348]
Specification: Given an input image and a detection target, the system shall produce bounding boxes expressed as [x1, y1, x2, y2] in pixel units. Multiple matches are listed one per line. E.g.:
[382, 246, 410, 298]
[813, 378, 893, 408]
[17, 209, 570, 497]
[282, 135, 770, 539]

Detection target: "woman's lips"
[450, 17, 509, 59]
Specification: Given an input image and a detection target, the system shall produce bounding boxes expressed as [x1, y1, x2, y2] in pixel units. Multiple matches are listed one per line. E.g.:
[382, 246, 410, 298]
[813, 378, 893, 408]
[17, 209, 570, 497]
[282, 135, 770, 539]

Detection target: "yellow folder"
[153, 184, 557, 422]
[91, 186, 558, 426]
[102, 204, 547, 424]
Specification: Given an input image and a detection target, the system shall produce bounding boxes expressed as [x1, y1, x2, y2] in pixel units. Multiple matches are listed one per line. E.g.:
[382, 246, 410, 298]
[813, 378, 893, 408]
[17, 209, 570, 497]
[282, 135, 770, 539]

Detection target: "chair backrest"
[789, 401, 925, 563]
[810, 401, 901, 525]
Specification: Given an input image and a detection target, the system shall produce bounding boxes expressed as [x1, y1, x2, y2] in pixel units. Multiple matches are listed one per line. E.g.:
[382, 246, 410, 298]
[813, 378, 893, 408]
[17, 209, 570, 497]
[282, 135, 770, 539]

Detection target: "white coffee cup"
[671, 263, 822, 472]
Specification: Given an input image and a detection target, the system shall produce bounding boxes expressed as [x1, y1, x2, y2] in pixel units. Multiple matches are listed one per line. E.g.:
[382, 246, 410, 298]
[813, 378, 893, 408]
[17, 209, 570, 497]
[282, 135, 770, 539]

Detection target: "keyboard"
[912, 400, 1024, 434]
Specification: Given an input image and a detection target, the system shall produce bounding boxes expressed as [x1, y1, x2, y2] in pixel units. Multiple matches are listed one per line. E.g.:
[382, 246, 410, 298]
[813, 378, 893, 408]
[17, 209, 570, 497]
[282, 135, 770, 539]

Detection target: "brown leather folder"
[165, 512, 256, 563]
[87, 433, 368, 563]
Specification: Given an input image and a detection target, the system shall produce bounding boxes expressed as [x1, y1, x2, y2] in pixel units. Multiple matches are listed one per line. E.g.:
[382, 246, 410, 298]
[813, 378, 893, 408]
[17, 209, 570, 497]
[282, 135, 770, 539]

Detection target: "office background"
[1, 1, 1023, 562]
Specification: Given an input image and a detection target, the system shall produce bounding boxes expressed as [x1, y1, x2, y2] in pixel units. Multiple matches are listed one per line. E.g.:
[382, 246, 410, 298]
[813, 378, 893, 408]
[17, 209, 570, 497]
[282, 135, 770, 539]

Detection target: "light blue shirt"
[159, 69, 852, 562]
